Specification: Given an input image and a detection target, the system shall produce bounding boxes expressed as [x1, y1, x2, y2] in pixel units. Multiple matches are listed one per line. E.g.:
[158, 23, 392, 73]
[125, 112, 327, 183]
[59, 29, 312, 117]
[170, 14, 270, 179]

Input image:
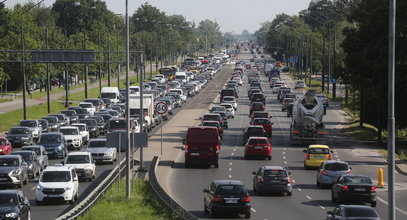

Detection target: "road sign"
[155, 101, 168, 114]
[332, 78, 337, 84]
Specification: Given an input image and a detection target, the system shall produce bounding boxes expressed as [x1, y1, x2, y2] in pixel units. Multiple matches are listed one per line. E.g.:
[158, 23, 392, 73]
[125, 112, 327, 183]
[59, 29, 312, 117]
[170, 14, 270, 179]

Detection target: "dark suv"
[252, 166, 292, 196]
[203, 180, 251, 218]
[0, 190, 31, 219]
[6, 127, 34, 147]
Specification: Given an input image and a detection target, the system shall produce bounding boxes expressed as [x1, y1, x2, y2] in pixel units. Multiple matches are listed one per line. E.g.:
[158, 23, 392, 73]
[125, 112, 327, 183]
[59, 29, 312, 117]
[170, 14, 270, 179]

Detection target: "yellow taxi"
[303, 144, 332, 169]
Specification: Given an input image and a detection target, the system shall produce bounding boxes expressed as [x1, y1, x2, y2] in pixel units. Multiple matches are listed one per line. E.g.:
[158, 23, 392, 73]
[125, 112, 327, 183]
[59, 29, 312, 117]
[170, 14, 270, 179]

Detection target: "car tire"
[69, 193, 77, 204]
[338, 193, 344, 204]
[304, 164, 309, 170]
[27, 209, 31, 220]
[214, 163, 219, 168]
[244, 212, 251, 219]
[331, 190, 336, 202]
[18, 179, 23, 188]
[316, 179, 320, 187]
[267, 156, 272, 160]
[23, 174, 28, 185]
[185, 162, 190, 168]
[36, 200, 43, 206]
[209, 208, 216, 218]
[287, 191, 292, 196]
[371, 201, 377, 207]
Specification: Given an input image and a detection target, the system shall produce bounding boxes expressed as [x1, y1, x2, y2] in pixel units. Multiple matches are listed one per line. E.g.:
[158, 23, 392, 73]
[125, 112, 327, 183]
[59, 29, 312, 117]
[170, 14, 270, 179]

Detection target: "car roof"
[213, 180, 243, 186]
[0, 155, 21, 159]
[21, 145, 44, 149]
[202, 120, 220, 124]
[43, 165, 72, 172]
[11, 150, 34, 154]
[59, 126, 78, 130]
[71, 123, 87, 126]
[341, 174, 370, 178]
[308, 144, 330, 149]
[67, 152, 91, 156]
[253, 118, 269, 121]
[323, 160, 348, 165]
[262, 165, 286, 170]
[10, 126, 30, 130]
[20, 119, 37, 122]
[41, 132, 62, 136]
[340, 204, 377, 210]
[89, 138, 107, 142]
[0, 190, 21, 195]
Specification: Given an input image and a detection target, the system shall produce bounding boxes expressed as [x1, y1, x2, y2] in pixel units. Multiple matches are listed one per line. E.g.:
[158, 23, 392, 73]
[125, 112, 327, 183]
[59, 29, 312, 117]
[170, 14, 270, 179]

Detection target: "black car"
[73, 108, 90, 119]
[6, 127, 34, 147]
[49, 114, 69, 127]
[252, 166, 292, 196]
[11, 151, 40, 179]
[41, 116, 60, 131]
[79, 119, 99, 138]
[37, 119, 50, 133]
[37, 133, 68, 159]
[0, 190, 31, 220]
[61, 110, 79, 124]
[331, 175, 377, 207]
[203, 180, 251, 218]
[250, 93, 266, 104]
[0, 155, 28, 188]
[326, 205, 381, 220]
[89, 116, 106, 135]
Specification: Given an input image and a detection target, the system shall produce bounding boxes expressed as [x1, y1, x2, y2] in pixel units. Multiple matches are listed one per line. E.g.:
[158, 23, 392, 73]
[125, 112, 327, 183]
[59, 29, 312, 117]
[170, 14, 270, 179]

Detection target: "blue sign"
[332, 78, 336, 84]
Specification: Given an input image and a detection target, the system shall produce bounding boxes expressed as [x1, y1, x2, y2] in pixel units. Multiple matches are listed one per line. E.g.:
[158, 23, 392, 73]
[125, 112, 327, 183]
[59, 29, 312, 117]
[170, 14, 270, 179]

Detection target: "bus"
[159, 66, 176, 81]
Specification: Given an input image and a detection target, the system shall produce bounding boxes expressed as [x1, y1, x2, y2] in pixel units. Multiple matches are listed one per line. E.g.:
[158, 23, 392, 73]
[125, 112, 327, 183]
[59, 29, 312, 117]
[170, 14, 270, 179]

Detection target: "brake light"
[212, 196, 222, 202]
[342, 185, 349, 191]
[258, 177, 264, 182]
[371, 186, 376, 193]
[347, 170, 353, 174]
[291, 130, 300, 134]
[216, 145, 220, 153]
[306, 154, 310, 160]
[317, 131, 327, 135]
[328, 154, 332, 160]
[241, 196, 251, 202]
[287, 178, 292, 183]
[321, 170, 328, 176]
[185, 145, 189, 153]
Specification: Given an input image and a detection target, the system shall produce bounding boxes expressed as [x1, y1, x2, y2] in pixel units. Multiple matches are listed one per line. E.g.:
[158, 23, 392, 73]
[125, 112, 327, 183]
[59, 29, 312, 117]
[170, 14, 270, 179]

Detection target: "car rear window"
[344, 176, 372, 184]
[248, 128, 264, 134]
[253, 113, 268, 118]
[216, 185, 245, 195]
[264, 170, 287, 177]
[248, 139, 268, 145]
[203, 115, 221, 121]
[308, 148, 329, 154]
[252, 103, 264, 107]
[345, 207, 378, 217]
[325, 163, 349, 171]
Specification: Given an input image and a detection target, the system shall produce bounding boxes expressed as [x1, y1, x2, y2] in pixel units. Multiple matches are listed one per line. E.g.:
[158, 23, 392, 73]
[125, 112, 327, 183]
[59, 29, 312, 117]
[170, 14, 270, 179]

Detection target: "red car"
[251, 111, 271, 121]
[249, 102, 266, 115]
[244, 137, 272, 160]
[251, 118, 273, 137]
[202, 121, 223, 136]
[0, 137, 12, 155]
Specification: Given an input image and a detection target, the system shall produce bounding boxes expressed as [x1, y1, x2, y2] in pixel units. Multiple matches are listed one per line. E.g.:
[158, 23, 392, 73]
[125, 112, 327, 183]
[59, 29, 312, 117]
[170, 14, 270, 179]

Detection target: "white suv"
[64, 152, 96, 181]
[59, 126, 83, 151]
[36, 165, 79, 205]
[71, 123, 90, 144]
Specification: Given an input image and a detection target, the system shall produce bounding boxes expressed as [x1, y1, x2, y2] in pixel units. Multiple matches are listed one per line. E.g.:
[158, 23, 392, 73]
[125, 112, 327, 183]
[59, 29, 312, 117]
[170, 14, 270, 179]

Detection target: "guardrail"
[148, 156, 198, 220]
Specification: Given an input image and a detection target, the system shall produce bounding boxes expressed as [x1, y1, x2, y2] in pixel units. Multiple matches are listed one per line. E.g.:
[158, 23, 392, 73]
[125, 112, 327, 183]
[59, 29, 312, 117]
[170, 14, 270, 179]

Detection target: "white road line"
[228, 175, 232, 179]
[297, 187, 302, 191]
[31, 186, 36, 191]
[229, 168, 232, 171]
[334, 155, 339, 158]
[284, 161, 287, 164]
[229, 162, 233, 166]
[292, 179, 296, 183]
[231, 153, 234, 156]
[282, 152, 286, 154]
[306, 195, 312, 200]
[283, 156, 286, 160]
[251, 208, 256, 212]
[233, 149, 237, 151]
[377, 196, 407, 216]
[319, 205, 325, 210]
[284, 147, 287, 150]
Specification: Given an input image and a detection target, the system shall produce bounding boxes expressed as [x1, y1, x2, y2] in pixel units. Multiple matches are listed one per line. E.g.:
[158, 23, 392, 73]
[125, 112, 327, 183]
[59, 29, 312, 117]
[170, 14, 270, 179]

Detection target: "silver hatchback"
[316, 160, 352, 188]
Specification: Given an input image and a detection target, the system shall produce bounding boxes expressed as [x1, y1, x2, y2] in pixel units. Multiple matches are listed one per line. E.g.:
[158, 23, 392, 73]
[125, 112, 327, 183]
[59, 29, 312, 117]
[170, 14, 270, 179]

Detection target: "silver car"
[18, 120, 42, 140]
[85, 139, 117, 164]
[21, 145, 49, 171]
[316, 160, 352, 188]
[11, 151, 41, 179]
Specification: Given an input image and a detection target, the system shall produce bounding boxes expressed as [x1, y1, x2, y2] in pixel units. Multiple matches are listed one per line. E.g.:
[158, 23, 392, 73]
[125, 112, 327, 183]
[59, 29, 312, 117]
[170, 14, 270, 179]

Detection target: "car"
[38, 119, 50, 133]
[250, 111, 271, 121]
[271, 83, 283, 93]
[48, 114, 69, 127]
[36, 164, 79, 205]
[252, 166, 292, 195]
[331, 175, 377, 207]
[303, 145, 333, 169]
[37, 133, 68, 159]
[79, 102, 96, 116]
[242, 125, 267, 144]
[249, 102, 266, 115]
[277, 87, 291, 100]
[247, 88, 261, 99]
[21, 145, 48, 171]
[11, 150, 41, 179]
[85, 139, 117, 164]
[203, 180, 251, 218]
[183, 127, 221, 168]
[0, 137, 12, 155]
[244, 137, 272, 160]
[220, 89, 238, 101]
[73, 108, 90, 119]
[59, 126, 83, 151]
[282, 98, 295, 111]
[250, 93, 266, 104]
[209, 106, 226, 113]
[221, 96, 237, 110]
[89, 115, 106, 135]
[326, 205, 381, 220]
[0, 190, 31, 220]
[84, 98, 105, 111]
[250, 118, 273, 137]
[41, 116, 60, 131]
[317, 160, 352, 188]
[201, 113, 226, 129]
[212, 111, 228, 129]
[202, 121, 223, 137]
[6, 127, 34, 148]
[79, 119, 100, 138]
[317, 94, 330, 107]
[295, 81, 306, 89]
[17, 120, 42, 140]
[220, 103, 235, 118]
[64, 152, 96, 182]
[0, 155, 28, 188]
[60, 110, 79, 124]
[71, 123, 90, 144]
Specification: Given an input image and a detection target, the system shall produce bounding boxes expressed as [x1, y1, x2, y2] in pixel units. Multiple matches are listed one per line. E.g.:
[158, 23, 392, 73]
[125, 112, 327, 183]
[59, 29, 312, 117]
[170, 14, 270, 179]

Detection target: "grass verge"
[0, 98, 12, 103]
[78, 178, 179, 220]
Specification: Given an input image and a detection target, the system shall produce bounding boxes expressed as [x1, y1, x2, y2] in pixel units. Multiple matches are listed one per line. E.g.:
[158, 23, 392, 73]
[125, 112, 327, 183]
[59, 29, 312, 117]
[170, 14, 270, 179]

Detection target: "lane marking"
[284, 161, 287, 164]
[229, 162, 233, 166]
[228, 175, 232, 179]
[319, 205, 326, 210]
[282, 152, 286, 155]
[297, 187, 302, 191]
[251, 208, 256, 212]
[377, 196, 407, 216]
[229, 168, 232, 171]
[231, 153, 234, 156]
[306, 195, 312, 200]
[31, 186, 36, 191]
[233, 149, 237, 152]
[283, 156, 286, 160]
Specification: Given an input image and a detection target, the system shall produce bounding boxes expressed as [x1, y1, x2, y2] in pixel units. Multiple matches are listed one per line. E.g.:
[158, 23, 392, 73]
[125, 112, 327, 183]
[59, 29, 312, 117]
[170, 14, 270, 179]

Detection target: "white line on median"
[251, 208, 256, 212]
[282, 152, 286, 154]
[306, 195, 312, 200]
[284, 161, 287, 164]
[377, 196, 407, 216]
[283, 156, 286, 160]
[319, 205, 325, 210]
[229, 168, 232, 171]
[229, 162, 233, 166]
[231, 153, 234, 156]
[228, 175, 232, 179]
[31, 186, 36, 191]
[297, 187, 302, 191]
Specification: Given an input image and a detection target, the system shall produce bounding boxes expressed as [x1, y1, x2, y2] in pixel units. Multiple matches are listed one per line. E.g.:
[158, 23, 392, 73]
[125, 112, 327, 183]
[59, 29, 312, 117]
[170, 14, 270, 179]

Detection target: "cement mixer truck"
[290, 90, 326, 143]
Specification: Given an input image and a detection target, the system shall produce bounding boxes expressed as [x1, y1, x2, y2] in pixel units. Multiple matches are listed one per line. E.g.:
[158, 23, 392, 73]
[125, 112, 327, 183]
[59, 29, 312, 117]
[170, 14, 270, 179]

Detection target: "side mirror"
[350, 167, 352, 170]
[5, 132, 8, 134]
[288, 172, 292, 175]
[331, 150, 334, 153]
[22, 162, 28, 167]
[43, 151, 48, 155]
[203, 189, 209, 193]
[303, 149, 307, 153]
[73, 177, 78, 181]
[252, 171, 256, 175]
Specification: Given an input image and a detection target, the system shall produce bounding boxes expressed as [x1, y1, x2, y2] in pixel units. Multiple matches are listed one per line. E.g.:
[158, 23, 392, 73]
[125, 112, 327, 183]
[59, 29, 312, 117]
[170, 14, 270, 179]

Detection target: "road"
[163, 52, 407, 220]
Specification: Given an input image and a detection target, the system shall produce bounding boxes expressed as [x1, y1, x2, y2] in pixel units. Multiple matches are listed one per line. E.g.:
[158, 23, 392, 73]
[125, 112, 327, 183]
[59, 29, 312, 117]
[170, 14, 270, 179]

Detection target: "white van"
[174, 72, 188, 84]
[129, 86, 140, 95]
[100, 87, 120, 104]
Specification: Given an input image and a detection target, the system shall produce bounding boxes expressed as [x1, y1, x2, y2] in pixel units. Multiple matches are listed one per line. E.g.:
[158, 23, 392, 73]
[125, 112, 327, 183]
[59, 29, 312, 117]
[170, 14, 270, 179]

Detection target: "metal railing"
[148, 156, 198, 220]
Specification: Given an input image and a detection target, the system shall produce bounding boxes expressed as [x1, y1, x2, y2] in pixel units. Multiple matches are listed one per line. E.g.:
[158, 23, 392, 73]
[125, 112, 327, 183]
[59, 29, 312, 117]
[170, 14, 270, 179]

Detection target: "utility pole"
[125, 0, 131, 199]
[98, 32, 102, 92]
[333, 27, 337, 98]
[21, 26, 27, 120]
[45, 28, 50, 113]
[108, 36, 111, 87]
[327, 27, 331, 94]
[64, 30, 69, 107]
[84, 31, 88, 99]
[322, 29, 326, 92]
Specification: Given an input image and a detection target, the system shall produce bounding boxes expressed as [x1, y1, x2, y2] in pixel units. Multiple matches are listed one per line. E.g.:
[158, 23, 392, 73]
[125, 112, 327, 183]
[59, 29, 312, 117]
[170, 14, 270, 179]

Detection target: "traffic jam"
[182, 49, 380, 219]
[0, 52, 233, 219]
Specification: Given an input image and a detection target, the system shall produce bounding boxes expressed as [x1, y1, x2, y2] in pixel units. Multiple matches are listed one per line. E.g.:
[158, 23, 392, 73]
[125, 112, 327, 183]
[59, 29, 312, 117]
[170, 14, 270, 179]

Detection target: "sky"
[5, 0, 313, 33]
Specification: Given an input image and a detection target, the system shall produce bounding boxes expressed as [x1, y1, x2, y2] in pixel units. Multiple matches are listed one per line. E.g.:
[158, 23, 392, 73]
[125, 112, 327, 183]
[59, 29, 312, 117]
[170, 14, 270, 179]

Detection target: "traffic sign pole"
[155, 102, 168, 155]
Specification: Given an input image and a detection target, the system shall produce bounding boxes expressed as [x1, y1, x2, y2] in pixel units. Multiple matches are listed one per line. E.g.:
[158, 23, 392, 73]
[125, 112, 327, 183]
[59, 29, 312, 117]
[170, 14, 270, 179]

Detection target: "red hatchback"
[244, 137, 272, 160]
[0, 137, 12, 155]
[251, 118, 273, 137]
[250, 102, 266, 115]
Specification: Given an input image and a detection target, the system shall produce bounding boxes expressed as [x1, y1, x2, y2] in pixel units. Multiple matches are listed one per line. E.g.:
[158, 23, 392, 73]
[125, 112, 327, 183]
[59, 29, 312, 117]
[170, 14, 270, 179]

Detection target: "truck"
[290, 90, 326, 143]
[128, 94, 155, 132]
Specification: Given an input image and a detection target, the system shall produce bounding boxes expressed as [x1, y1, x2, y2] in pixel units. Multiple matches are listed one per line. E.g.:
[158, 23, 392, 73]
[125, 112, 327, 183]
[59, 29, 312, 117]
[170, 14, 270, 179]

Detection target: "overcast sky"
[5, 0, 312, 33]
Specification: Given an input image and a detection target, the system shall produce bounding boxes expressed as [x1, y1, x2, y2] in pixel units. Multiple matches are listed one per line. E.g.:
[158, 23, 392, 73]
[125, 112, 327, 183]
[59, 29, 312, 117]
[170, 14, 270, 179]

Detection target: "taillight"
[258, 177, 264, 182]
[305, 154, 310, 160]
[216, 145, 220, 153]
[241, 196, 251, 202]
[371, 186, 377, 193]
[328, 154, 332, 160]
[321, 170, 328, 176]
[212, 196, 222, 202]
[287, 178, 292, 183]
[347, 170, 353, 174]
[342, 185, 349, 191]
[185, 144, 189, 153]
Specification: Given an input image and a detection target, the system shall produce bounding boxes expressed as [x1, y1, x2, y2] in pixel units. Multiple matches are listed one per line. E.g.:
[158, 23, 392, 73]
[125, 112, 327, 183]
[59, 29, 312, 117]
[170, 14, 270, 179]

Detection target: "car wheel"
[287, 191, 292, 196]
[331, 190, 336, 202]
[185, 162, 190, 168]
[214, 163, 219, 168]
[268, 156, 272, 160]
[69, 193, 76, 204]
[304, 164, 309, 170]
[316, 179, 320, 187]
[36, 200, 43, 206]
[209, 208, 216, 218]
[18, 179, 23, 188]
[23, 174, 28, 185]
[244, 211, 251, 219]
[338, 193, 344, 204]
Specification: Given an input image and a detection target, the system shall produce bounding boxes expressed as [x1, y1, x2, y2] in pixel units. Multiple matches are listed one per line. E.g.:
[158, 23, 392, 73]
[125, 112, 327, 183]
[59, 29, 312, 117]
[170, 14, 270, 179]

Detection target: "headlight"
[106, 151, 114, 155]
[21, 137, 29, 140]
[57, 145, 63, 150]
[36, 185, 42, 190]
[11, 168, 20, 175]
[74, 138, 80, 142]
[91, 127, 97, 131]
[5, 212, 18, 218]
[65, 186, 72, 190]
[52, 125, 58, 128]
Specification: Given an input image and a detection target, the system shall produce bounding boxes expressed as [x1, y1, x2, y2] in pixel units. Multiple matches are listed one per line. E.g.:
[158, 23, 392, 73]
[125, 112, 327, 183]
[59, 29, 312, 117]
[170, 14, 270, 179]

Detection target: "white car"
[220, 103, 235, 118]
[272, 83, 283, 94]
[79, 102, 95, 116]
[221, 96, 238, 110]
[232, 77, 243, 86]
[18, 119, 42, 139]
[59, 126, 82, 151]
[64, 152, 96, 181]
[85, 139, 117, 164]
[152, 76, 165, 84]
[36, 164, 79, 205]
[71, 123, 89, 144]
[169, 89, 187, 103]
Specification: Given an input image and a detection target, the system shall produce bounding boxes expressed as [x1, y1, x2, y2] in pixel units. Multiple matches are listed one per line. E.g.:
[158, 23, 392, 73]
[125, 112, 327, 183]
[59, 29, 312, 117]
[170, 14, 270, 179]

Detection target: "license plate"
[225, 199, 238, 204]
[315, 156, 325, 159]
[254, 146, 263, 149]
[0, 178, 7, 181]
[190, 153, 200, 156]
[354, 188, 366, 192]
[270, 180, 280, 183]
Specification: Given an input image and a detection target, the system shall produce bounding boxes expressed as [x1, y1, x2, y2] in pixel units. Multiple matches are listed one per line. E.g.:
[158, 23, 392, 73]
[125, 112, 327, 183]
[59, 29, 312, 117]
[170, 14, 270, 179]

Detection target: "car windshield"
[73, 125, 85, 131]
[39, 135, 61, 144]
[80, 103, 92, 108]
[248, 128, 264, 134]
[216, 185, 245, 195]
[21, 147, 41, 155]
[50, 115, 64, 121]
[203, 115, 221, 121]
[223, 97, 234, 102]
[0, 194, 18, 206]
[0, 158, 19, 167]
[252, 103, 264, 107]
[44, 117, 58, 123]
[254, 113, 268, 118]
[12, 152, 33, 162]
[308, 148, 330, 154]
[345, 207, 378, 217]
[66, 155, 90, 164]
[60, 129, 78, 135]
[9, 128, 29, 134]
[0, 139, 6, 145]
[220, 104, 232, 109]
[88, 140, 106, 148]
[81, 120, 96, 126]
[41, 171, 71, 182]
[263, 170, 287, 177]
[101, 93, 116, 99]
[75, 109, 88, 114]
[203, 122, 219, 127]
[344, 176, 372, 184]
[284, 99, 294, 103]
[19, 121, 36, 127]
[39, 121, 48, 128]
[325, 163, 349, 171]
[61, 111, 75, 116]
[248, 139, 268, 145]
[109, 120, 126, 128]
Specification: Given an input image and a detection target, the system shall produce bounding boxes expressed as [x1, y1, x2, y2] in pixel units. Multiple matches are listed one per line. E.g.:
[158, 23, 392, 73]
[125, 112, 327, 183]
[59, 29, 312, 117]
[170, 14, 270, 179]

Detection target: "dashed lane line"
[251, 208, 257, 212]
[319, 205, 325, 210]
[306, 195, 312, 200]
[377, 196, 407, 216]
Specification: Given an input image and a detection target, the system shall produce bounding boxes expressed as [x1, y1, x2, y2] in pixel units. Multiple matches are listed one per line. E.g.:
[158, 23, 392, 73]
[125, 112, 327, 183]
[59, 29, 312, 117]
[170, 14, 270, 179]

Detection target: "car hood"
[40, 143, 62, 149]
[0, 167, 17, 174]
[86, 148, 114, 154]
[64, 135, 80, 140]
[6, 134, 30, 138]
[0, 206, 18, 215]
[39, 181, 72, 189]
[65, 163, 92, 169]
